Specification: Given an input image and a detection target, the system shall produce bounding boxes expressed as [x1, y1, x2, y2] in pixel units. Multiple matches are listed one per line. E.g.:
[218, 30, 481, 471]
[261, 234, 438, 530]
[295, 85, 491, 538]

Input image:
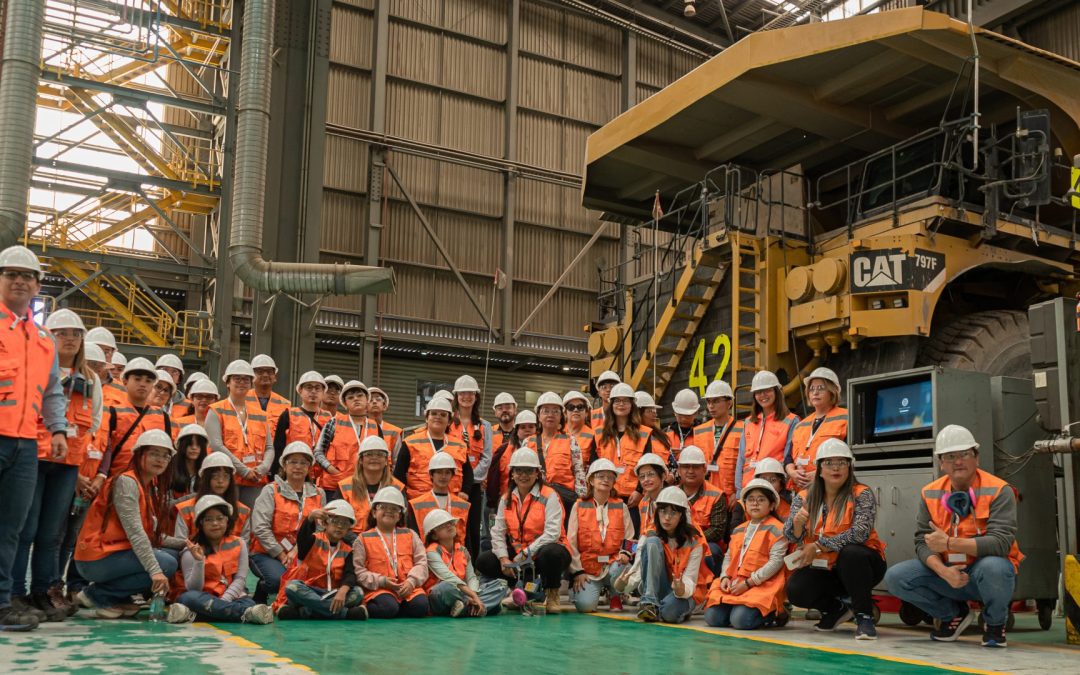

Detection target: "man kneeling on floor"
[885, 425, 1023, 648]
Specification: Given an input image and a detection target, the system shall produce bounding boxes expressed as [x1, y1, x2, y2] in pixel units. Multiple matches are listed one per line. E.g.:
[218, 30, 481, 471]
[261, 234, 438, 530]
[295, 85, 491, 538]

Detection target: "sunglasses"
[565, 404, 588, 412]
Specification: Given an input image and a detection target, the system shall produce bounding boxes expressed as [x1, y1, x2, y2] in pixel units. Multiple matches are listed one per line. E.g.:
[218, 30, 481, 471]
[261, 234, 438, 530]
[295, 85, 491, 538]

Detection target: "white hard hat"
[635, 453, 667, 475]
[433, 389, 454, 402]
[189, 379, 220, 398]
[194, 494, 233, 521]
[741, 478, 779, 505]
[671, 388, 700, 415]
[110, 352, 127, 367]
[198, 452, 235, 476]
[425, 397, 453, 415]
[185, 371, 208, 389]
[0, 245, 43, 278]
[562, 391, 589, 407]
[678, 445, 707, 465]
[534, 392, 563, 410]
[609, 382, 635, 399]
[508, 447, 542, 469]
[45, 309, 85, 332]
[133, 429, 175, 456]
[635, 391, 661, 409]
[122, 357, 157, 380]
[514, 410, 537, 426]
[369, 387, 390, 407]
[155, 354, 184, 372]
[177, 423, 208, 442]
[587, 458, 619, 479]
[806, 367, 840, 391]
[753, 457, 786, 477]
[251, 354, 277, 372]
[324, 375, 344, 389]
[815, 438, 854, 464]
[324, 499, 357, 524]
[222, 359, 255, 382]
[341, 380, 369, 398]
[359, 435, 390, 457]
[371, 486, 406, 509]
[453, 375, 480, 393]
[427, 452, 458, 473]
[596, 370, 621, 386]
[935, 424, 979, 456]
[422, 509, 459, 538]
[154, 371, 177, 391]
[705, 380, 734, 399]
[656, 485, 690, 510]
[85, 327, 117, 350]
[280, 441, 314, 462]
[295, 371, 326, 393]
[492, 392, 516, 410]
[751, 371, 782, 393]
[84, 343, 106, 364]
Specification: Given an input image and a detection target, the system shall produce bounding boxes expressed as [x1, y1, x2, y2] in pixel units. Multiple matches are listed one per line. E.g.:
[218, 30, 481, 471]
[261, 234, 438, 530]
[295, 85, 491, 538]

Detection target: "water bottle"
[70, 495, 90, 517]
[149, 594, 166, 622]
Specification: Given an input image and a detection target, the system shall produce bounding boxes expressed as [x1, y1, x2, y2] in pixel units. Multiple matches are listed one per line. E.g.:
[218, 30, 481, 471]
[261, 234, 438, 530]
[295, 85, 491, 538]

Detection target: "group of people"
[0, 245, 1020, 649]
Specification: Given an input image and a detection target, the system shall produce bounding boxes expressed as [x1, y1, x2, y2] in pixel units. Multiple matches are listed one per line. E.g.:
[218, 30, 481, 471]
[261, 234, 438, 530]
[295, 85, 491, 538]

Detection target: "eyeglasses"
[637, 470, 659, 480]
[807, 385, 830, 393]
[513, 468, 538, 475]
[591, 473, 615, 482]
[377, 505, 402, 515]
[327, 516, 352, 528]
[201, 515, 229, 524]
[565, 404, 588, 412]
[657, 505, 683, 516]
[819, 459, 850, 469]
[940, 450, 975, 463]
[611, 398, 634, 405]
[1, 270, 37, 281]
[284, 458, 310, 467]
[145, 449, 171, 461]
[743, 496, 770, 505]
[153, 384, 173, 394]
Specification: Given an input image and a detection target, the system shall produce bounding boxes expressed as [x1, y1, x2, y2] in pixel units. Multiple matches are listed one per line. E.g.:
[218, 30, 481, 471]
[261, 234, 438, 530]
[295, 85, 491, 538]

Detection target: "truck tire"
[917, 310, 1031, 379]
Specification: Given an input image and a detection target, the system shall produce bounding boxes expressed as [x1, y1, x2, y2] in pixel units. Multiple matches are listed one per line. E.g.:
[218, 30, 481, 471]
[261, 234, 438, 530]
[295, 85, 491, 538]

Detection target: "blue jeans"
[572, 562, 627, 613]
[429, 578, 508, 616]
[885, 556, 1016, 627]
[705, 542, 723, 576]
[283, 580, 362, 618]
[705, 603, 765, 629]
[76, 549, 179, 608]
[178, 590, 255, 622]
[249, 553, 286, 601]
[12, 461, 79, 596]
[0, 437, 41, 608]
[59, 495, 90, 592]
[638, 536, 693, 623]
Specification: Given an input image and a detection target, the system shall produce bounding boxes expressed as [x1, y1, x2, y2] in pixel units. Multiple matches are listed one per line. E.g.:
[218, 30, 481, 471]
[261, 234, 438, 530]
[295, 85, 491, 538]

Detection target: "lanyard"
[377, 530, 399, 576]
[326, 541, 340, 586]
[515, 491, 537, 538]
[755, 417, 768, 456]
[594, 500, 609, 541]
[614, 430, 626, 462]
[306, 411, 320, 447]
[228, 400, 249, 449]
[804, 413, 827, 450]
[675, 425, 692, 449]
[737, 521, 760, 569]
[349, 417, 370, 448]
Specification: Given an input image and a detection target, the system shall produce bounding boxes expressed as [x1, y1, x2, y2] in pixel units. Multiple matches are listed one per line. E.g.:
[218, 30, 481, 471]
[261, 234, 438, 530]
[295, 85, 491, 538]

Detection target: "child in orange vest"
[167, 496, 273, 624]
[354, 487, 430, 618]
[274, 500, 367, 620]
[173, 453, 252, 542]
[424, 509, 507, 617]
[705, 479, 788, 629]
[567, 459, 635, 613]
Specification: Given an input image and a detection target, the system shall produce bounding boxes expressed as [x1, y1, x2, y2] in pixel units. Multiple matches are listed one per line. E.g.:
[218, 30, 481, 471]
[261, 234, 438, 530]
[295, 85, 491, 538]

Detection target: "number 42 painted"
[688, 334, 731, 397]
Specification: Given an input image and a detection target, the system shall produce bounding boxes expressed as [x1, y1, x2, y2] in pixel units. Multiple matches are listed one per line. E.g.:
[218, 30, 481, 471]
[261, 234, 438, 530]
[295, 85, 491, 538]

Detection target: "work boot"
[11, 596, 47, 623]
[241, 604, 275, 625]
[0, 606, 39, 632]
[544, 589, 562, 614]
[345, 605, 368, 621]
[275, 604, 300, 620]
[813, 600, 853, 632]
[48, 585, 78, 617]
[31, 592, 67, 622]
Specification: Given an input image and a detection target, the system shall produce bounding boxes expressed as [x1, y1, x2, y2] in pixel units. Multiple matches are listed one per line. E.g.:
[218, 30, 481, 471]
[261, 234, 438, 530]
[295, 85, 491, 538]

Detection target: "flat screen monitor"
[873, 379, 933, 438]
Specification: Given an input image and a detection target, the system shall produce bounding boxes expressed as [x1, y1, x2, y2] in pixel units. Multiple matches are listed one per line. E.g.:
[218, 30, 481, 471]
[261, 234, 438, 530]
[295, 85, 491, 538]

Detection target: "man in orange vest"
[692, 380, 741, 496]
[491, 392, 518, 449]
[677, 446, 729, 575]
[247, 354, 290, 425]
[591, 370, 619, 429]
[0, 246, 68, 632]
[884, 425, 1022, 649]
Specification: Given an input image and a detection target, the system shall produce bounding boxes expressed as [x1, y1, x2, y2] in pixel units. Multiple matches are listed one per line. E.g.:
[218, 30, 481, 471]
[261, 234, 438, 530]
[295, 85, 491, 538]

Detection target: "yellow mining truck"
[583, 7, 1080, 412]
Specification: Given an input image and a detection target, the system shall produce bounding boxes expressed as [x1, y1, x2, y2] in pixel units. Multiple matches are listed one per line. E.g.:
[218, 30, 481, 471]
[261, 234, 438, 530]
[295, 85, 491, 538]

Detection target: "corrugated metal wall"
[1021, 3, 1080, 62]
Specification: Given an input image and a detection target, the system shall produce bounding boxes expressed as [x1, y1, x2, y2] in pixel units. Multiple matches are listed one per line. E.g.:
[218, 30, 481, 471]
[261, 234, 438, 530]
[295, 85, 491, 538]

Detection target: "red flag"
[651, 191, 663, 222]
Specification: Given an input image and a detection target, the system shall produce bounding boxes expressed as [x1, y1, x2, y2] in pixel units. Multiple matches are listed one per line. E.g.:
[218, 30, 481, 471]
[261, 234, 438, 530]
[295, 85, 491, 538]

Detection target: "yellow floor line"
[593, 613, 1002, 675]
[193, 622, 315, 673]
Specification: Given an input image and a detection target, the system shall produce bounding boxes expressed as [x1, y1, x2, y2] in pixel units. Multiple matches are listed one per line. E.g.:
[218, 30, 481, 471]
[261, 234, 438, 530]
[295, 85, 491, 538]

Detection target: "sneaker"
[345, 605, 368, 621]
[854, 613, 877, 640]
[94, 606, 125, 620]
[75, 590, 97, 610]
[814, 601, 853, 632]
[166, 604, 196, 624]
[637, 603, 659, 622]
[48, 586, 77, 617]
[450, 600, 466, 618]
[608, 594, 623, 612]
[275, 604, 300, 620]
[30, 593, 67, 622]
[11, 596, 47, 623]
[981, 624, 1007, 648]
[241, 604, 274, 625]
[0, 606, 39, 632]
[930, 604, 973, 642]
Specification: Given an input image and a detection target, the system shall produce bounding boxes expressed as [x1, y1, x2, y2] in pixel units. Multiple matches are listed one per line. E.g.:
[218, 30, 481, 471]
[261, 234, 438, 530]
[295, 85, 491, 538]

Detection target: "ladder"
[729, 232, 763, 416]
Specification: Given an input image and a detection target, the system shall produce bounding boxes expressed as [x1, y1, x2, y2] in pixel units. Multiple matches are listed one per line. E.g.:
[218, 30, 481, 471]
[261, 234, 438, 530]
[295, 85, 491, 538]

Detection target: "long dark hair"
[195, 465, 240, 511]
[193, 504, 236, 552]
[171, 436, 207, 496]
[133, 446, 175, 544]
[647, 424, 671, 451]
[652, 503, 695, 547]
[599, 400, 641, 446]
[804, 459, 859, 533]
[750, 385, 791, 424]
[501, 468, 544, 507]
[364, 500, 407, 529]
[452, 393, 483, 442]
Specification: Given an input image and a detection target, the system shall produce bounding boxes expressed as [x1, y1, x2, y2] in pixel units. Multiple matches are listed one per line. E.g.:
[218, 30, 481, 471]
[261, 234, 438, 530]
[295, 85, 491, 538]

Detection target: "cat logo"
[850, 249, 945, 294]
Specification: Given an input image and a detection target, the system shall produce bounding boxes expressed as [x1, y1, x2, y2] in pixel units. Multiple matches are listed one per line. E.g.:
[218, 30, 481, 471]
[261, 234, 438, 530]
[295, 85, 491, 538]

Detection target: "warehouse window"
[416, 380, 454, 417]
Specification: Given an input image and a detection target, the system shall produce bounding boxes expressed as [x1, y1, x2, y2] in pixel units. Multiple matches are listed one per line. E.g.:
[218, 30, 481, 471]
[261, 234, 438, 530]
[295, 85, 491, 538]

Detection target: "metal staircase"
[729, 232, 764, 415]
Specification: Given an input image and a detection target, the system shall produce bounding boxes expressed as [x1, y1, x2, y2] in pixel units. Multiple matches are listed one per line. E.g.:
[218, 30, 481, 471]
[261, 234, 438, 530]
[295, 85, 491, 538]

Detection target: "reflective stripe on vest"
[575, 499, 626, 576]
[922, 469, 1024, 572]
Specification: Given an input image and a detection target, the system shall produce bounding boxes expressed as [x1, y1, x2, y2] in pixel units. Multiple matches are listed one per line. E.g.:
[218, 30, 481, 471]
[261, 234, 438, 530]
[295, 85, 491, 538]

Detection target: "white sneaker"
[241, 604, 274, 625]
[166, 604, 196, 624]
[95, 606, 125, 620]
[450, 600, 466, 618]
[75, 590, 97, 609]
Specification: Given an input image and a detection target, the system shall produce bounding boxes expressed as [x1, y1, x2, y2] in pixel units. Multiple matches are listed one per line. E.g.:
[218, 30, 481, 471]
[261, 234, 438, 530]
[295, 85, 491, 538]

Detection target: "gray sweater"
[113, 475, 185, 576]
[181, 539, 250, 601]
[250, 476, 325, 558]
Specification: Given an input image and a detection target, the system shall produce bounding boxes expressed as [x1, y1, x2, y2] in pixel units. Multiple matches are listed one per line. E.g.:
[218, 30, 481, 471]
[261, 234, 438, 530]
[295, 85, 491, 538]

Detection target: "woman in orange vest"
[176, 379, 218, 428]
[408, 452, 469, 543]
[272, 371, 330, 480]
[205, 359, 274, 507]
[313, 380, 377, 501]
[166, 495, 273, 624]
[424, 509, 508, 617]
[785, 367, 847, 492]
[486, 410, 538, 502]
[248, 442, 325, 605]
[169, 424, 208, 500]
[633, 453, 667, 538]
[73, 430, 185, 618]
[273, 500, 367, 620]
[394, 398, 472, 500]
[784, 439, 886, 640]
[450, 375, 492, 560]
[567, 459, 634, 613]
[477, 448, 571, 614]
[727, 458, 793, 534]
[634, 391, 672, 488]
[735, 372, 798, 497]
[591, 370, 620, 428]
[339, 436, 405, 534]
[172, 452, 251, 542]
[535, 392, 587, 523]
[593, 383, 667, 507]
[705, 478, 788, 629]
[615, 486, 713, 623]
[562, 391, 593, 439]
[354, 486, 430, 618]
[149, 370, 178, 419]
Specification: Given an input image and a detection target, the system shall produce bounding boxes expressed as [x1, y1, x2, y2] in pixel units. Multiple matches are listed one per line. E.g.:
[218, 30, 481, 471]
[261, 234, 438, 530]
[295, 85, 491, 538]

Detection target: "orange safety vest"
[339, 476, 405, 534]
[638, 493, 658, 537]
[423, 541, 470, 591]
[502, 484, 567, 554]
[573, 498, 626, 576]
[739, 412, 799, 492]
[535, 433, 580, 493]
[662, 528, 714, 606]
[358, 527, 425, 603]
[666, 424, 698, 461]
[409, 491, 469, 543]
[170, 398, 194, 427]
[209, 399, 270, 487]
[0, 306, 56, 440]
[449, 418, 488, 471]
[686, 481, 726, 541]
[706, 515, 786, 616]
[798, 483, 886, 569]
[101, 379, 126, 408]
[492, 426, 514, 451]
[318, 413, 375, 492]
[174, 495, 250, 539]
[693, 418, 742, 496]
[402, 429, 468, 499]
[494, 437, 538, 496]
[249, 482, 322, 556]
[378, 420, 402, 466]
[788, 407, 848, 475]
[247, 391, 290, 426]
[590, 406, 605, 429]
[101, 403, 171, 477]
[593, 425, 667, 497]
[922, 469, 1024, 572]
[75, 470, 156, 562]
[37, 376, 94, 469]
[272, 532, 353, 610]
[285, 407, 332, 448]
[194, 536, 245, 597]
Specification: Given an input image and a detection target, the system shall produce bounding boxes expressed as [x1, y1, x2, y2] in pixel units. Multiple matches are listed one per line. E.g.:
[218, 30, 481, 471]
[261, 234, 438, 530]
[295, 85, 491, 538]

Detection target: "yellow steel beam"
[51, 258, 169, 347]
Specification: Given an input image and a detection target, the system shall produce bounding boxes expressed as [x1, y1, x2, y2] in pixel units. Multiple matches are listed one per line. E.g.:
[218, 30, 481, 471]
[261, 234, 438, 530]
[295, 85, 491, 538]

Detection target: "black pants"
[627, 505, 641, 539]
[785, 544, 886, 616]
[476, 543, 571, 592]
[367, 592, 430, 619]
[466, 484, 484, 559]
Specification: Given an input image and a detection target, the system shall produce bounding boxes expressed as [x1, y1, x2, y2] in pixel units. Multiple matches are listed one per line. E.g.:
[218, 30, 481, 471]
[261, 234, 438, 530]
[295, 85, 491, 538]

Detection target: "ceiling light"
[683, 1, 696, 18]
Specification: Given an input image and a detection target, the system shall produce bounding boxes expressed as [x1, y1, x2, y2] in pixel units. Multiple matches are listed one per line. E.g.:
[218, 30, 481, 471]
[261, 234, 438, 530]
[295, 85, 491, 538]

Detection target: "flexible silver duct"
[231, 0, 394, 295]
[0, 0, 45, 249]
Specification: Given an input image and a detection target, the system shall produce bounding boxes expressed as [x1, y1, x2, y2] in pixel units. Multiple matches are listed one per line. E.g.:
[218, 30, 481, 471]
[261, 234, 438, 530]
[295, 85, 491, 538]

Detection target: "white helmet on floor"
[422, 509, 459, 538]
[111, 352, 127, 367]
[635, 453, 667, 475]
[656, 486, 689, 510]
[295, 371, 326, 393]
[595, 370, 621, 386]
[815, 438, 854, 464]
[133, 429, 174, 456]
[635, 391, 661, 410]
[425, 397, 452, 415]
[45, 309, 85, 332]
[508, 448, 541, 469]
[199, 452, 235, 476]
[280, 441, 314, 463]
[251, 354, 277, 372]
[935, 424, 979, 456]
[359, 435, 390, 457]
[678, 445, 706, 466]
[492, 392, 516, 410]
[194, 494, 233, 521]
[806, 367, 840, 391]
[85, 327, 117, 349]
[741, 478, 779, 505]
[122, 357, 157, 380]
[514, 410, 537, 426]
[155, 354, 184, 373]
[753, 457, 785, 477]
[324, 499, 357, 525]
[453, 375, 480, 393]
[177, 423, 208, 442]
[371, 486, 406, 509]
[672, 388, 700, 415]
[587, 458, 619, 479]
[222, 359, 255, 382]
[84, 343, 106, 364]
[609, 383, 635, 400]
[534, 392, 563, 410]
[428, 452, 458, 473]
[189, 379, 219, 398]
[751, 371, 781, 393]
[705, 380, 734, 399]
[0, 245, 43, 278]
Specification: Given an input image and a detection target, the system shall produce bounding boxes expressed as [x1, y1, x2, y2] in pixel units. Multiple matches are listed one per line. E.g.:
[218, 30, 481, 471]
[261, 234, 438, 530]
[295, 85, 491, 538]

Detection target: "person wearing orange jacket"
[155, 354, 192, 425]
[93, 358, 173, 483]
[354, 487, 430, 619]
[665, 389, 702, 475]
[885, 425, 1022, 648]
[339, 436, 406, 534]
[486, 410, 538, 501]
[676, 446, 729, 575]
[692, 380, 741, 496]
[735, 372, 798, 497]
[272, 371, 330, 479]
[394, 398, 473, 501]
[448, 375, 492, 558]
[590, 370, 620, 429]
[727, 458, 793, 535]
[247, 354, 290, 426]
[205, 359, 275, 507]
[367, 387, 402, 465]
[567, 459, 634, 613]
[11, 309, 100, 624]
[424, 509, 507, 617]
[84, 327, 124, 408]
[785, 367, 848, 492]
[172, 452, 252, 542]
[175, 379, 218, 428]
[408, 452, 470, 543]
[593, 383, 667, 518]
[534, 391, 588, 523]
[490, 392, 519, 449]
[312, 379, 375, 501]
[634, 453, 668, 538]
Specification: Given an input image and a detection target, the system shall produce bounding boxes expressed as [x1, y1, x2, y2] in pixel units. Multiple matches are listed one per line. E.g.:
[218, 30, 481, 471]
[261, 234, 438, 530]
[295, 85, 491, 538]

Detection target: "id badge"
[242, 454, 257, 464]
[811, 557, 830, 569]
[796, 457, 810, 467]
[524, 581, 537, 593]
[65, 425, 78, 438]
[596, 555, 610, 563]
[947, 553, 966, 564]
[280, 538, 294, 552]
[706, 464, 719, 473]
